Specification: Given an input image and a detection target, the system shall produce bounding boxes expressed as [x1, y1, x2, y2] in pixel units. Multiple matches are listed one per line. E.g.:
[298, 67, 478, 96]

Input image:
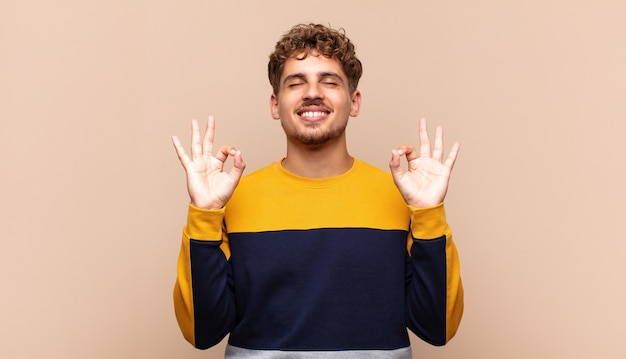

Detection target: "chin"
[297, 129, 346, 146]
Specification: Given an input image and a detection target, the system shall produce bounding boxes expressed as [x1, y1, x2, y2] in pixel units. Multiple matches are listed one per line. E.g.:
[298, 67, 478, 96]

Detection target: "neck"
[282, 137, 353, 178]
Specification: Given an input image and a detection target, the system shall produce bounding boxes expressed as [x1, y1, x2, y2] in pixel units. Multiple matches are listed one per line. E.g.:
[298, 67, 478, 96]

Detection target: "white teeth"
[301, 111, 326, 117]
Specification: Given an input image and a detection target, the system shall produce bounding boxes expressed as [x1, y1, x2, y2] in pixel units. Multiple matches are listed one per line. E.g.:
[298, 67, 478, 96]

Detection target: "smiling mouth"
[297, 105, 331, 121]
[299, 111, 329, 118]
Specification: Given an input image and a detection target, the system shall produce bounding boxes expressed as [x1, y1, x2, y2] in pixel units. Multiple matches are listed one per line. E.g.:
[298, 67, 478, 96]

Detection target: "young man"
[171, 23, 463, 358]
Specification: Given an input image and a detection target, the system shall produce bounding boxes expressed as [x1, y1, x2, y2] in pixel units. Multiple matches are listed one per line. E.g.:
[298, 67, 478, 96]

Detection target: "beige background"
[1, 0, 625, 358]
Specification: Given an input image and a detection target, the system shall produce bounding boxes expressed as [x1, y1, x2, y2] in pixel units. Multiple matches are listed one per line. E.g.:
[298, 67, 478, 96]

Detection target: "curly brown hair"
[268, 23, 363, 96]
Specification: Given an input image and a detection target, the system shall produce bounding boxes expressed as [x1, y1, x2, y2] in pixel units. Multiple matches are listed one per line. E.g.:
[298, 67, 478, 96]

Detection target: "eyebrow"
[283, 73, 306, 84]
[319, 72, 345, 82]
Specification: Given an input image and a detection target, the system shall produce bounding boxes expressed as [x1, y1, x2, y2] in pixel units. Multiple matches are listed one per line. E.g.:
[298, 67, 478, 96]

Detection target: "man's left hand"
[389, 118, 460, 208]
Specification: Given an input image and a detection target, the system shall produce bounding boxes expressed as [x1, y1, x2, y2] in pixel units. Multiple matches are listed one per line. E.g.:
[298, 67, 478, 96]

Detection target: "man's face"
[270, 51, 361, 146]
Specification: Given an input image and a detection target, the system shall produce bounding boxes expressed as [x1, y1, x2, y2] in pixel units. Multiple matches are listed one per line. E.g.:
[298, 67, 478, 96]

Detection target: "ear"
[349, 90, 362, 117]
[270, 93, 280, 120]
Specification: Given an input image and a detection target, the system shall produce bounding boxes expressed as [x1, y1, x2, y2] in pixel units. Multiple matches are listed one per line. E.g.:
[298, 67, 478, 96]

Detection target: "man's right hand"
[171, 116, 245, 210]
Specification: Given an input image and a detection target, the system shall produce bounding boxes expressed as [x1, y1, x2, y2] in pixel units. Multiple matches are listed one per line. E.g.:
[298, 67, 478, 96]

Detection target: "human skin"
[269, 51, 361, 178]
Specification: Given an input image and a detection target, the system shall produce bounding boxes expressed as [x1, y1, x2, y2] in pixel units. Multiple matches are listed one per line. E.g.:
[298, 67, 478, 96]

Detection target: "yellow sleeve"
[173, 204, 232, 348]
[406, 203, 464, 344]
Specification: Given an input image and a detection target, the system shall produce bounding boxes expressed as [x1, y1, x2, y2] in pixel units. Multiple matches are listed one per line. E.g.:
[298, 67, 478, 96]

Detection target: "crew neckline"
[272, 158, 362, 188]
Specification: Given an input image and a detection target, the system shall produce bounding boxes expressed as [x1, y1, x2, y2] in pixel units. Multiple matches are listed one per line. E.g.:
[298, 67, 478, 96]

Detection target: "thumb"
[228, 150, 246, 179]
[389, 149, 404, 179]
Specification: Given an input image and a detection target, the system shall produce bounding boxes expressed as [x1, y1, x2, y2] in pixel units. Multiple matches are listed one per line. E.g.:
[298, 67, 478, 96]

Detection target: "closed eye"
[320, 72, 343, 87]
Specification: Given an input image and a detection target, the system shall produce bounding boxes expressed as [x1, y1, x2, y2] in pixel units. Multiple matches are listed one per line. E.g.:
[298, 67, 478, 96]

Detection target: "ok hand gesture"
[171, 116, 245, 210]
[389, 118, 459, 208]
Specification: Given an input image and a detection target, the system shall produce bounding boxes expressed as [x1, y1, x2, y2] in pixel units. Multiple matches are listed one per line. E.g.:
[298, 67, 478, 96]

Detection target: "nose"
[303, 82, 324, 101]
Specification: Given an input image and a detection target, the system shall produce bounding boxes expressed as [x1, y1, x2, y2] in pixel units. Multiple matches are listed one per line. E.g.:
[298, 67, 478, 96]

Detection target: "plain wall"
[1, 0, 625, 358]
